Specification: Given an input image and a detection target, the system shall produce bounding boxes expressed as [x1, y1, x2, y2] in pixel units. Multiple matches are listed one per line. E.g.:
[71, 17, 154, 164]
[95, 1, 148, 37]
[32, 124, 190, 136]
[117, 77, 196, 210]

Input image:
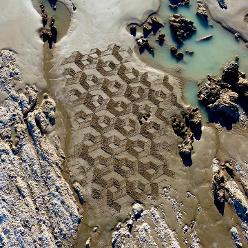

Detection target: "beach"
[1, 0, 248, 247]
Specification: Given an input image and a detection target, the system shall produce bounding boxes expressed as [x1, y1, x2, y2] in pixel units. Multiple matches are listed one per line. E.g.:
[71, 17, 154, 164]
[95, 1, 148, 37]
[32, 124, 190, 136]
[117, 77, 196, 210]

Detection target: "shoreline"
[205, 0, 248, 42]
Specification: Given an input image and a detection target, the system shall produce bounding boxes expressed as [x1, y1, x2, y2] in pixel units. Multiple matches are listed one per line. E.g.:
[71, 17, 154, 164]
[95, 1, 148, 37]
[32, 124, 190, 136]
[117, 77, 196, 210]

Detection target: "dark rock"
[143, 24, 152, 38]
[176, 52, 184, 61]
[223, 162, 235, 177]
[222, 61, 240, 85]
[147, 16, 164, 35]
[130, 25, 137, 37]
[41, 13, 48, 27]
[182, 107, 202, 139]
[171, 114, 196, 166]
[156, 31, 165, 46]
[196, 1, 208, 22]
[178, 132, 194, 166]
[169, 0, 190, 8]
[170, 46, 178, 55]
[137, 38, 154, 55]
[73, 182, 85, 205]
[207, 90, 240, 127]
[198, 77, 221, 105]
[185, 49, 194, 55]
[51, 26, 58, 43]
[50, 16, 55, 27]
[169, 4, 178, 10]
[198, 73, 240, 128]
[217, 0, 227, 9]
[213, 168, 226, 215]
[169, 14, 197, 44]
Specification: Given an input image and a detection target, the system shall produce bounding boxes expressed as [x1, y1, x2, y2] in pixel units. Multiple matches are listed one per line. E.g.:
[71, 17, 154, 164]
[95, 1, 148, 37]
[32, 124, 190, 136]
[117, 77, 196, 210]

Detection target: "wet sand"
[29, 0, 248, 247]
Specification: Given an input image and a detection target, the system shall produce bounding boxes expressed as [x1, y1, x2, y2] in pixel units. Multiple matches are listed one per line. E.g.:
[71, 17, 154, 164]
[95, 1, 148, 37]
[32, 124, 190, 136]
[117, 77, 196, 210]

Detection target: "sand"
[2, 0, 248, 247]
[56, 0, 159, 53]
[51, 0, 160, 84]
[205, 0, 248, 41]
[0, 0, 45, 87]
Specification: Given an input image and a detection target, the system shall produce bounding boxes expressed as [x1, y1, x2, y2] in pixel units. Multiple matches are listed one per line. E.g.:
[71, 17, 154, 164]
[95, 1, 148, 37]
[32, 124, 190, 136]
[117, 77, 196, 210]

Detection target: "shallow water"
[31, 0, 71, 41]
[151, 0, 248, 81]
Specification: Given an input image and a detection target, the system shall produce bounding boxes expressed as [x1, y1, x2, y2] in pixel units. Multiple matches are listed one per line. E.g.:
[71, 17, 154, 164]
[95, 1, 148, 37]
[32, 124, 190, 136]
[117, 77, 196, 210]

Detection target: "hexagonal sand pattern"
[61, 44, 184, 212]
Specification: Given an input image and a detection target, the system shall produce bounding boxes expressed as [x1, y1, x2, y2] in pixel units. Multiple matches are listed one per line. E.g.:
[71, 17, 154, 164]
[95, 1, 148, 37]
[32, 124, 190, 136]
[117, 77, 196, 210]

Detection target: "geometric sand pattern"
[61, 44, 183, 211]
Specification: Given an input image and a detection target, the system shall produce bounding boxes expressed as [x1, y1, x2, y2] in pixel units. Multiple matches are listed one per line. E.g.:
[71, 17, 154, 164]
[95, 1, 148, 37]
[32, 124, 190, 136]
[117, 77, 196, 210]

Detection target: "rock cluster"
[39, 4, 58, 49]
[198, 59, 248, 128]
[136, 37, 154, 55]
[212, 159, 248, 246]
[169, 0, 190, 10]
[112, 204, 180, 248]
[172, 107, 202, 166]
[212, 159, 248, 233]
[169, 14, 197, 44]
[128, 15, 165, 53]
[170, 46, 184, 61]
[0, 50, 80, 246]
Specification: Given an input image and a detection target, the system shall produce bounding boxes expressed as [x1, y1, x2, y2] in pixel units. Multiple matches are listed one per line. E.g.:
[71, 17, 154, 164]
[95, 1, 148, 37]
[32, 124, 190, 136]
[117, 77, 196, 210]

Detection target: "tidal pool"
[149, 0, 248, 81]
[31, 0, 71, 41]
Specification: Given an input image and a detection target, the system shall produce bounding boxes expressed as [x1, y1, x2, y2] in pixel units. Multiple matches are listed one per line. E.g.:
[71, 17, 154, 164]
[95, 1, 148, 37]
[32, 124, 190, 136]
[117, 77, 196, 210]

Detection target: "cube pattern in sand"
[62, 44, 183, 211]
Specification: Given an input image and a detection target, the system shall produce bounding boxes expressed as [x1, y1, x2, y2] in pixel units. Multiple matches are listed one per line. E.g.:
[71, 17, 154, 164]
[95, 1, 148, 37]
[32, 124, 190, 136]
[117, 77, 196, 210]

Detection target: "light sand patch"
[0, 0, 45, 87]
[205, 0, 248, 41]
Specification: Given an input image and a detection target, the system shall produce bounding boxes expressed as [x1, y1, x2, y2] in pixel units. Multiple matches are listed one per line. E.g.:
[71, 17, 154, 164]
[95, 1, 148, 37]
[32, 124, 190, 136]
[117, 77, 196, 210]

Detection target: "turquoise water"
[183, 81, 208, 119]
[152, 0, 248, 81]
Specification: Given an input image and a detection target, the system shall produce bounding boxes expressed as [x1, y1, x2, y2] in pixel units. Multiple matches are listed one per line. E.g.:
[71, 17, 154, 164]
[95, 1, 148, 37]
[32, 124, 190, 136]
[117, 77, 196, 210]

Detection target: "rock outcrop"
[169, 14, 197, 44]
[196, 1, 208, 21]
[172, 107, 202, 166]
[112, 204, 180, 248]
[212, 158, 248, 245]
[198, 59, 248, 128]
[169, 0, 190, 9]
[0, 50, 80, 246]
